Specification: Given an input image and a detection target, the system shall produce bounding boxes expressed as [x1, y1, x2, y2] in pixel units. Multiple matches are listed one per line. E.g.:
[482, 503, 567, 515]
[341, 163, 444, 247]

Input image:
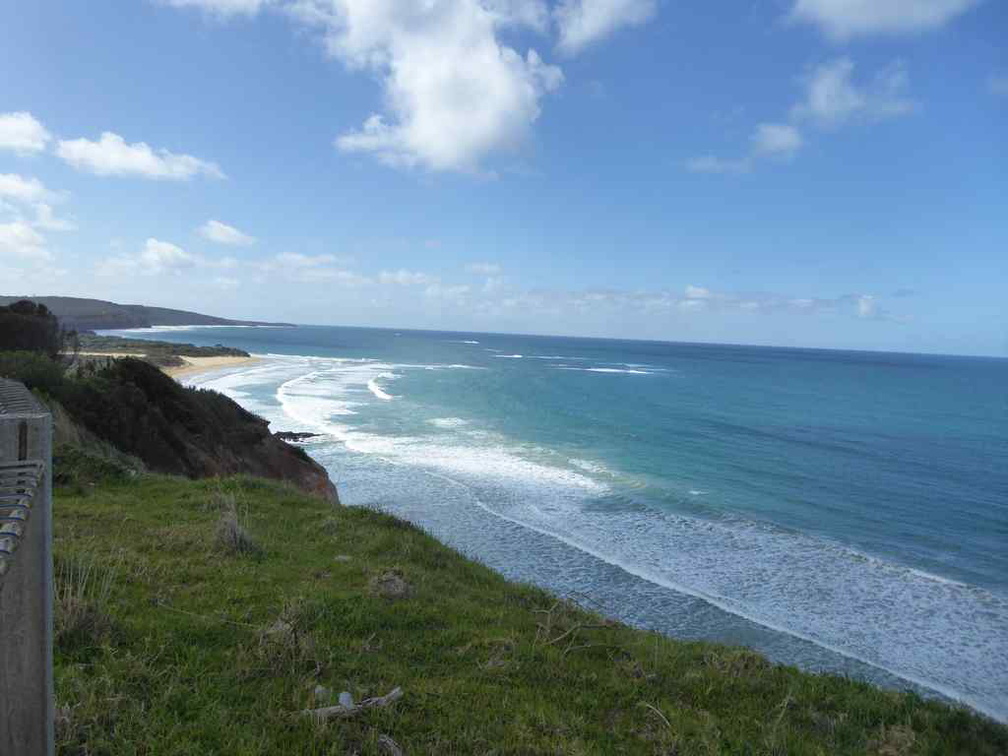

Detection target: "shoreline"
[163, 355, 262, 380]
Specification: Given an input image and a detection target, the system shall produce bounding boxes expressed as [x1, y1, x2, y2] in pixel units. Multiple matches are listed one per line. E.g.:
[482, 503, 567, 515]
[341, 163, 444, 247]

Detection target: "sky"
[1, 0, 1005, 356]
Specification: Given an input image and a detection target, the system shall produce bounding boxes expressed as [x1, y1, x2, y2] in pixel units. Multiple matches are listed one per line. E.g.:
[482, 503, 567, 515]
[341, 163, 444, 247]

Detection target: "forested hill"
[0, 295, 292, 331]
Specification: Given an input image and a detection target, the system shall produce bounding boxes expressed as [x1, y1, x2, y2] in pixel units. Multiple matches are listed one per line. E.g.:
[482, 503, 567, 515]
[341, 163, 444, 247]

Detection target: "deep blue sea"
[105, 325, 1008, 721]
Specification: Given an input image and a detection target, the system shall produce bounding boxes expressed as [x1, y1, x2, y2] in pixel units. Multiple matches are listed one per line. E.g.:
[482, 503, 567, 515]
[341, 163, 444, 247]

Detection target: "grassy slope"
[54, 475, 1007, 755]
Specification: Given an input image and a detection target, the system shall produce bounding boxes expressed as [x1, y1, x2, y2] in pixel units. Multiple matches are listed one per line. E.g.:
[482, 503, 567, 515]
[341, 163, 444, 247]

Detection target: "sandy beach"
[162, 355, 261, 379]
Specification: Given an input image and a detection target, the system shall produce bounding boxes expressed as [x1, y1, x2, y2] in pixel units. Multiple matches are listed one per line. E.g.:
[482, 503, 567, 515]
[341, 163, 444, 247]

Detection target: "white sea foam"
[688, 489, 708, 496]
[367, 373, 396, 400]
[430, 417, 468, 429]
[569, 458, 610, 475]
[558, 367, 653, 375]
[496, 354, 524, 359]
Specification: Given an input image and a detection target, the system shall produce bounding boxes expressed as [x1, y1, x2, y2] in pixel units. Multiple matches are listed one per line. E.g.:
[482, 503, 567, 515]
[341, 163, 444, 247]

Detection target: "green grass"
[54, 475, 1007, 755]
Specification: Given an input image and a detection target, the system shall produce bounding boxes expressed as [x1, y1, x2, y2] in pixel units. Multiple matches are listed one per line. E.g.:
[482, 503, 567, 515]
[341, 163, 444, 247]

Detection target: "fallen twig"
[303, 687, 403, 721]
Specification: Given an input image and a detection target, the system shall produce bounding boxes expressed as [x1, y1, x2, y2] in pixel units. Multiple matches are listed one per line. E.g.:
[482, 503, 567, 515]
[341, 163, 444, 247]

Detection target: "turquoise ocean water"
[105, 325, 1008, 721]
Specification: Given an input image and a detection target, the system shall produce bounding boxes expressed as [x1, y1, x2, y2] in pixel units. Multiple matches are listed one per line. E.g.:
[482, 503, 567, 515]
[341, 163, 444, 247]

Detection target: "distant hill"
[0, 296, 292, 331]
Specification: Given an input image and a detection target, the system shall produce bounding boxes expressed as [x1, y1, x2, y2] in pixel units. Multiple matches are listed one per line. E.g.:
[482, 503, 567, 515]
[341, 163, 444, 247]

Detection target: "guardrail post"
[0, 380, 53, 756]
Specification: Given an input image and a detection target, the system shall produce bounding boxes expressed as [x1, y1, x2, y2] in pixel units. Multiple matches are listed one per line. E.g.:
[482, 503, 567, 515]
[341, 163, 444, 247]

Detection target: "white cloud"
[198, 219, 257, 246]
[750, 122, 803, 158]
[256, 251, 368, 285]
[0, 174, 51, 204]
[788, 0, 979, 39]
[857, 294, 877, 319]
[140, 238, 197, 271]
[0, 112, 51, 155]
[291, 0, 562, 173]
[98, 238, 202, 278]
[685, 155, 751, 175]
[0, 221, 51, 262]
[684, 285, 711, 299]
[988, 74, 1008, 97]
[691, 58, 913, 175]
[554, 0, 656, 55]
[425, 282, 472, 301]
[466, 261, 502, 275]
[33, 204, 76, 232]
[379, 268, 439, 285]
[56, 132, 225, 180]
[791, 58, 916, 127]
[273, 251, 341, 267]
[0, 174, 75, 232]
[163, 0, 274, 16]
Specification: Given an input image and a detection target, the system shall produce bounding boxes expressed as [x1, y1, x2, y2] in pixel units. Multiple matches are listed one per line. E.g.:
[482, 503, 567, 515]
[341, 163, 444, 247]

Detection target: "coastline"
[162, 355, 261, 380]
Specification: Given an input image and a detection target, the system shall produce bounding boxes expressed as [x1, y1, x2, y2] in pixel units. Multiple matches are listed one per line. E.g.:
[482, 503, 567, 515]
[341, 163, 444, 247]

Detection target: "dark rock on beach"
[275, 431, 322, 442]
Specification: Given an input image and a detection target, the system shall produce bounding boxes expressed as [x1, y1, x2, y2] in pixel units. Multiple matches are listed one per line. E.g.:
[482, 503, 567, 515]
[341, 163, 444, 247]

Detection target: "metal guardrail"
[0, 378, 54, 756]
[0, 461, 45, 578]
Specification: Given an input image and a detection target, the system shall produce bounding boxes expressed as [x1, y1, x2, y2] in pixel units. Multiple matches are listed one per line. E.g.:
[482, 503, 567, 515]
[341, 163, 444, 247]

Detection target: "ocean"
[104, 325, 1008, 721]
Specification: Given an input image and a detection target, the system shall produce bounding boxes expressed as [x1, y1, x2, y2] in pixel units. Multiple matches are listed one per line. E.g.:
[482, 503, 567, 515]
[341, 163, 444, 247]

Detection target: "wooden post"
[0, 380, 54, 756]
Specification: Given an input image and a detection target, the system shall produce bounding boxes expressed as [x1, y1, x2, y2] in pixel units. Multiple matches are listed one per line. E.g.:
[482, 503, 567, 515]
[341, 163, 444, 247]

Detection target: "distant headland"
[0, 295, 293, 332]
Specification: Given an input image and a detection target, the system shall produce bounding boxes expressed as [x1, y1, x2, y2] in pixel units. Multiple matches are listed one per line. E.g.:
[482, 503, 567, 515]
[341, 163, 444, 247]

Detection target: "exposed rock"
[275, 431, 322, 442]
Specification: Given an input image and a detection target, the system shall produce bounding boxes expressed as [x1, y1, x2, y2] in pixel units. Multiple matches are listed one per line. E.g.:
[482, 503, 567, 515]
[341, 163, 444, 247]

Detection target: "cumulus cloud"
[379, 269, 439, 285]
[0, 173, 51, 204]
[198, 219, 257, 246]
[56, 132, 225, 180]
[140, 238, 197, 271]
[0, 112, 51, 155]
[33, 204, 76, 232]
[98, 238, 206, 277]
[291, 0, 563, 173]
[788, 0, 980, 39]
[690, 58, 914, 175]
[791, 58, 916, 127]
[0, 221, 51, 262]
[466, 261, 502, 275]
[554, 0, 656, 55]
[0, 174, 75, 232]
[750, 122, 803, 158]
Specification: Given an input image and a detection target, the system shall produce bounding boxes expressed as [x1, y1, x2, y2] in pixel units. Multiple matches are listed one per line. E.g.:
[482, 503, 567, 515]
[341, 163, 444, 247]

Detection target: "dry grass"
[54, 554, 117, 649]
[214, 502, 261, 557]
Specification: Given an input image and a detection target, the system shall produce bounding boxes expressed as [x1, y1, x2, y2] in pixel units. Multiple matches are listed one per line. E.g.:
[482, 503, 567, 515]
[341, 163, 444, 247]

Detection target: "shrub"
[0, 351, 66, 394]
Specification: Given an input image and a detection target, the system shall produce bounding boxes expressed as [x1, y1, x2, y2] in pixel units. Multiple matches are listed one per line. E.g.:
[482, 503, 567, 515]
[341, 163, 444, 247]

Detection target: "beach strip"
[163, 355, 261, 380]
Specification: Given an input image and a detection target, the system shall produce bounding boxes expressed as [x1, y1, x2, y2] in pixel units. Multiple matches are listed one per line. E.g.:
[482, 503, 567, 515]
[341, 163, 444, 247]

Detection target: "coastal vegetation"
[53, 470, 1008, 754]
[77, 332, 249, 368]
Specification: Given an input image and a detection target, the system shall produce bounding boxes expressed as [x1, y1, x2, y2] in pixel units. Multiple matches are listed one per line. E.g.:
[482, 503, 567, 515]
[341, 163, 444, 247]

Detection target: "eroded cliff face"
[56, 358, 339, 503]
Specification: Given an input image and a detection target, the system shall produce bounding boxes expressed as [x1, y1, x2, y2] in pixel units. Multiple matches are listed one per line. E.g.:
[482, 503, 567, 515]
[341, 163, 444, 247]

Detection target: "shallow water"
[105, 325, 1008, 721]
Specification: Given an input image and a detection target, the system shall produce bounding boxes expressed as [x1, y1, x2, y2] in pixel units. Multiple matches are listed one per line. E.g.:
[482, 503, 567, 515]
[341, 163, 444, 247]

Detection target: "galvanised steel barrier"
[0, 379, 53, 756]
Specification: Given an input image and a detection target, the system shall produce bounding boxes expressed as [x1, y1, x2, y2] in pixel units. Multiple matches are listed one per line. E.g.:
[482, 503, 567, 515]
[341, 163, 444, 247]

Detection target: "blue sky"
[1, 0, 1005, 355]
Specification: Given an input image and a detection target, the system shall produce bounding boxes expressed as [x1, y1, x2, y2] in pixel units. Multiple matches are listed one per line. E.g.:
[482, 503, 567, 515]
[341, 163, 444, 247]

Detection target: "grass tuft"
[214, 504, 262, 558]
[54, 553, 117, 651]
